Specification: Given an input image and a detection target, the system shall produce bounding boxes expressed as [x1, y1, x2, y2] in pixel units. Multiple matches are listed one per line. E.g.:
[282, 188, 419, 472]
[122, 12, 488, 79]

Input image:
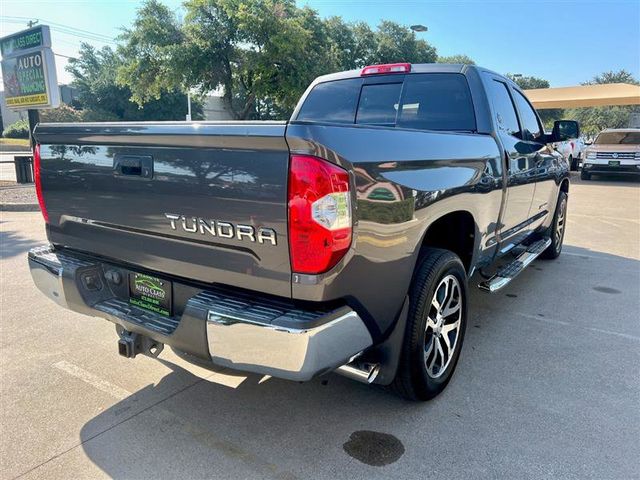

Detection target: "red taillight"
[361, 63, 411, 76]
[288, 155, 352, 274]
[33, 144, 49, 223]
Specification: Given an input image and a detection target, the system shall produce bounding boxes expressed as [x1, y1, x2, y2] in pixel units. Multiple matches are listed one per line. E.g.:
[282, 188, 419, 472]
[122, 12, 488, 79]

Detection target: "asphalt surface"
[1, 172, 639, 480]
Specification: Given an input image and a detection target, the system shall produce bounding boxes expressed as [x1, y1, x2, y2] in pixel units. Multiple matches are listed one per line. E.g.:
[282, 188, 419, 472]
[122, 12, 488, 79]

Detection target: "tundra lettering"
[28, 63, 576, 400]
[164, 213, 277, 245]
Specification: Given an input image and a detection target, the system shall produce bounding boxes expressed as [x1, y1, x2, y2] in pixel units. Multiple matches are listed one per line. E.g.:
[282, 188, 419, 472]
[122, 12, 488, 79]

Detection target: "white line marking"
[513, 312, 640, 342]
[570, 213, 640, 224]
[53, 360, 131, 400]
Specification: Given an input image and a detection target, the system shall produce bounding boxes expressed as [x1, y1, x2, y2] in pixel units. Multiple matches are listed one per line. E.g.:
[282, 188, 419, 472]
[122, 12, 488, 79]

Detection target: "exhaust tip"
[336, 360, 380, 384]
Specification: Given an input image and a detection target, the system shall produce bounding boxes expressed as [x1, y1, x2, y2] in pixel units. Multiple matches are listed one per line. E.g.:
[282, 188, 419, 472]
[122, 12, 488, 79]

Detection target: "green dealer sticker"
[129, 273, 172, 316]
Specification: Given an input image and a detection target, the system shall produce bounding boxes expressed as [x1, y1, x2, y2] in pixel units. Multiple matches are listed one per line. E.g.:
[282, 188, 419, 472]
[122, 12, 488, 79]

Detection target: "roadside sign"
[0, 25, 59, 110]
[0, 25, 51, 57]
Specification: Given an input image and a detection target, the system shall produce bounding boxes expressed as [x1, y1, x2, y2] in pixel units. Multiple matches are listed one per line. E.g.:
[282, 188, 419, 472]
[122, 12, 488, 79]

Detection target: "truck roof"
[311, 63, 517, 89]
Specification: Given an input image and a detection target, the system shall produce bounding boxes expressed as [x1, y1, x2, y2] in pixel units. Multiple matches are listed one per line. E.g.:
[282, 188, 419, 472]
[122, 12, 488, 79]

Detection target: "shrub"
[2, 119, 30, 139]
[39, 104, 83, 123]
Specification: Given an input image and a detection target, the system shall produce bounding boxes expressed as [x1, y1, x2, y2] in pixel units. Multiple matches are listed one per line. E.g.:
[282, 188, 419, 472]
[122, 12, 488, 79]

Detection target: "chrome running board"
[478, 237, 551, 293]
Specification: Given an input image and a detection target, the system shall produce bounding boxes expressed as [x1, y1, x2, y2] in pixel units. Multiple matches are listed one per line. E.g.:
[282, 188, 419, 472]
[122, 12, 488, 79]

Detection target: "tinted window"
[595, 131, 640, 145]
[397, 74, 475, 131]
[297, 78, 361, 123]
[356, 83, 402, 125]
[513, 90, 542, 141]
[488, 80, 520, 137]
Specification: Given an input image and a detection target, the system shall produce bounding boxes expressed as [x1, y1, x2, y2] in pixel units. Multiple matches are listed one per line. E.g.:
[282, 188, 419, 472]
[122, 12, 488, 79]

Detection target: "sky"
[1, 0, 639, 89]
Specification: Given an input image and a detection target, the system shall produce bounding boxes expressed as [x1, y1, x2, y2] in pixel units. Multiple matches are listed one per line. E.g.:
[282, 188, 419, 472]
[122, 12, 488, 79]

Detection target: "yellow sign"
[5, 92, 49, 107]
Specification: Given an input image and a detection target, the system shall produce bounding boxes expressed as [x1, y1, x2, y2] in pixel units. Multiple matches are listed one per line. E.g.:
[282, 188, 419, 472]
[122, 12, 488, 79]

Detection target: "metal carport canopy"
[524, 83, 640, 109]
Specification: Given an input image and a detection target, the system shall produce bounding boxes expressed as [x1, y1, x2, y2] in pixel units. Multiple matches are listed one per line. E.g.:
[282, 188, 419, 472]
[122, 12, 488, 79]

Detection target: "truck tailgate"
[34, 122, 292, 298]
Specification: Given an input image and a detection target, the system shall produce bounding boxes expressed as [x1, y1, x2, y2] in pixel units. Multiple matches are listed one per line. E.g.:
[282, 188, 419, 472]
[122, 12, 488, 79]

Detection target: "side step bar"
[479, 238, 551, 293]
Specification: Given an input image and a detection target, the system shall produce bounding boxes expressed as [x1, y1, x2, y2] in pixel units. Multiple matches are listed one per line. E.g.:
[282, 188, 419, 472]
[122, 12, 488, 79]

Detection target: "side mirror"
[551, 120, 580, 142]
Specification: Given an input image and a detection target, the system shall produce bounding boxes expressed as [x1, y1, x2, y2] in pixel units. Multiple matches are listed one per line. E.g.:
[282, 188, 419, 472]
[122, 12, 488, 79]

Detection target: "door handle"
[114, 155, 153, 179]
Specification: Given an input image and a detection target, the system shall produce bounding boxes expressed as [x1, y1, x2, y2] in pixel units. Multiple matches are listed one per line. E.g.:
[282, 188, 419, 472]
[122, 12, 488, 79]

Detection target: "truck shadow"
[0, 223, 40, 259]
[571, 171, 640, 186]
[77, 244, 639, 478]
[78, 356, 417, 478]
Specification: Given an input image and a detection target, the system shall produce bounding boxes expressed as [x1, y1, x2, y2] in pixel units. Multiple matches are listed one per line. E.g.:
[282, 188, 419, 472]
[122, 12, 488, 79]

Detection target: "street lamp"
[410, 24, 428, 32]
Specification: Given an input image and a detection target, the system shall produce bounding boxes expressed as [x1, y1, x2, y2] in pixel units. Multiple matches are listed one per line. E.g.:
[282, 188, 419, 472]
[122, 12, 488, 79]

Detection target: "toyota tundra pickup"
[28, 63, 578, 400]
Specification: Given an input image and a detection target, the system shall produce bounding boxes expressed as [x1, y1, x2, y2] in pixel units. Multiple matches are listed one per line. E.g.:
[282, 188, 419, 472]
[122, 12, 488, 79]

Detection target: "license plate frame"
[129, 273, 172, 316]
[608, 160, 621, 166]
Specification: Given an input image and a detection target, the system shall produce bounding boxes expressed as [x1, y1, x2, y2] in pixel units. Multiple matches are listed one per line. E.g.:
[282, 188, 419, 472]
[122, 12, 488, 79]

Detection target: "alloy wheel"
[556, 198, 567, 246]
[424, 274, 463, 378]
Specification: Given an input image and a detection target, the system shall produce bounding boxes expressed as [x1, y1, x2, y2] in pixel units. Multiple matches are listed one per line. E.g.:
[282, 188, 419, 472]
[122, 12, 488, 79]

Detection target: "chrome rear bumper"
[207, 309, 372, 381]
[28, 245, 373, 381]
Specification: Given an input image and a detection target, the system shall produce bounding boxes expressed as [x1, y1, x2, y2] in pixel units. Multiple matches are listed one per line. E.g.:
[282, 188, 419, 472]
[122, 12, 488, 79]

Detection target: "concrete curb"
[0, 203, 40, 212]
[0, 146, 30, 153]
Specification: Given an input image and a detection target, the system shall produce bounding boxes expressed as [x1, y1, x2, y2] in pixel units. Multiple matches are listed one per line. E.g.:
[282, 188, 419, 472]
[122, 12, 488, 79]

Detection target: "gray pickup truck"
[28, 63, 578, 400]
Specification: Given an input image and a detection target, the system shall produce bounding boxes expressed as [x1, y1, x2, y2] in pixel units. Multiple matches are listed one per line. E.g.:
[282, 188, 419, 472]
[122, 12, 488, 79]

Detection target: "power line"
[0, 16, 117, 44]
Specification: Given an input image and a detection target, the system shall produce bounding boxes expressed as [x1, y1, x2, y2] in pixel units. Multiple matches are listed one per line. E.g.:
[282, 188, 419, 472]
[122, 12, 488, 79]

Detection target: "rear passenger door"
[485, 76, 537, 249]
[511, 88, 558, 225]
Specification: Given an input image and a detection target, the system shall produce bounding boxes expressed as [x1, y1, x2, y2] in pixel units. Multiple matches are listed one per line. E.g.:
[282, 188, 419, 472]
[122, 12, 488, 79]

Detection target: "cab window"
[513, 90, 543, 141]
[487, 80, 520, 137]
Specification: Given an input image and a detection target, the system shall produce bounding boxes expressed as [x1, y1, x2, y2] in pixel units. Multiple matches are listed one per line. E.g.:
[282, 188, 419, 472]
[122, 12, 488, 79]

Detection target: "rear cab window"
[296, 78, 362, 124]
[296, 73, 476, 132]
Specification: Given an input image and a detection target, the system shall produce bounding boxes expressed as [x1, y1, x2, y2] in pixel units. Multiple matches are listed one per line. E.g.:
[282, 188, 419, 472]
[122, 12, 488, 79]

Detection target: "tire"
[391, 248, 468, 401]
[580, 170, 591, 181]
[568, 155, 577, 171]
[541, 191, 568, 260]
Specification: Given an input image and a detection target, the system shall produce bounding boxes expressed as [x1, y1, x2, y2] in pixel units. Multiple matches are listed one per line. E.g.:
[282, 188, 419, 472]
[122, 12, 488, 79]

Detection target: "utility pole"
[186, 91, 192, 121]
[26, 20, 40, 149]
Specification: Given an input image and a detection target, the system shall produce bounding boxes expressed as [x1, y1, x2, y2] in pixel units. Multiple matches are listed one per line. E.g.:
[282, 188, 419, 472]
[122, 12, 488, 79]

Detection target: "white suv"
[581, 128, 640, 180]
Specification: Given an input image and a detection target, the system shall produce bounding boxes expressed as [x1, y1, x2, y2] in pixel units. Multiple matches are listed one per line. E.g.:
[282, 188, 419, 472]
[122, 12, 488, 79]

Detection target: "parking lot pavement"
[1, 172, 638, 480]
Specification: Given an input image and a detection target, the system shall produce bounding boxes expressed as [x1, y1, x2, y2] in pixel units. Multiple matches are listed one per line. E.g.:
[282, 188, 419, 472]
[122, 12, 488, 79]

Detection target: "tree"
[118, 0, 332, 120]
[370, 21, 437, 65]
[567, 70, 640, 135]
[437, 54, 475, 65]
[67, 42, 202, 121]
[507, 74, 564, 128]
[117, 0, 438, 120]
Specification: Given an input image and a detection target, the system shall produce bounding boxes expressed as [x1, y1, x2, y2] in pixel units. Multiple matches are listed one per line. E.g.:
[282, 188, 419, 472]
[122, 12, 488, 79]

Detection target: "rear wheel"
[391, 248, 467, 401]
[541, 191, 567, 259]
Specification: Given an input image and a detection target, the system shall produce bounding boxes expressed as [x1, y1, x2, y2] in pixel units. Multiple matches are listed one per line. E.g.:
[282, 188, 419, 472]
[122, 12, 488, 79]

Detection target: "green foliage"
[566, 69, 640, 136]
[437, 54, 475, 65]
[584, 70, 639, 86]
[67, 42, 203, 121]
[117, 0, 438, 120]
[2, 119, 30, 139]
[507, 74, 550, 90]
[39, 104, 83, 123]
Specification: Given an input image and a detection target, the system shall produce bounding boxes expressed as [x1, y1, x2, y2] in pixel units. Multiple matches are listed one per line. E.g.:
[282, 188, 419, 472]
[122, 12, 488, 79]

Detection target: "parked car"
[581, 128, 640, 180]
[28, 63, 578, 400]
[555, 137, 585, 171]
